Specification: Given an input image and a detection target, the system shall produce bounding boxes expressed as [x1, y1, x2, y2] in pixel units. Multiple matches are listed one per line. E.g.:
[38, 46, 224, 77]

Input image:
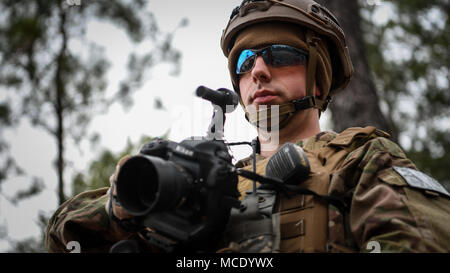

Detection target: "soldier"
[45, 0, 450, 253]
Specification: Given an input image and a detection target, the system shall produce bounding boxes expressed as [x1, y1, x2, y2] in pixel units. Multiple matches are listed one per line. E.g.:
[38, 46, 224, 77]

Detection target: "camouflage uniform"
[45, 126, 450, 253]
[45, 188, 129, 253]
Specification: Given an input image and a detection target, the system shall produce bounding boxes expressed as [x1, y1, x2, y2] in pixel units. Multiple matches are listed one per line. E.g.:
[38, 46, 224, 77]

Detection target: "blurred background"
[0, 0, 448, 252]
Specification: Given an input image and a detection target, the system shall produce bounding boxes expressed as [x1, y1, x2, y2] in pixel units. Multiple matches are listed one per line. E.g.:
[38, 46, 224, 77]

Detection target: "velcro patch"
[393, 166, 450, 198]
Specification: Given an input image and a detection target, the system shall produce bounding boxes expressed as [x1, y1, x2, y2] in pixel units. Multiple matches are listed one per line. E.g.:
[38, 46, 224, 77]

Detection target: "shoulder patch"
[393, 166, 450, 198]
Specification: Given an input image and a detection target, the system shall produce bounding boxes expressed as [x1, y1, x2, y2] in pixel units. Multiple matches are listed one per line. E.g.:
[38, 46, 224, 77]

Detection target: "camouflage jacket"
[45, 126, 450, 253]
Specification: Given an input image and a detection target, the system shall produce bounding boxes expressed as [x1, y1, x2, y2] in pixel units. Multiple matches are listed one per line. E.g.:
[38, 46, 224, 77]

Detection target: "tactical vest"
[225, 126, 390, 253]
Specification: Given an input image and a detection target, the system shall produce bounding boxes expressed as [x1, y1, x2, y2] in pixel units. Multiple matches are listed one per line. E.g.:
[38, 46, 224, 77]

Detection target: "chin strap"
[244, 31, 331, 130]
[244, 95, 317, 129]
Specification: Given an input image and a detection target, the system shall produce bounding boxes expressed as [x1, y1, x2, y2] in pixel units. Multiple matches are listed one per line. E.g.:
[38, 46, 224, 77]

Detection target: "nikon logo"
[66, 0, 81, 6]
[175, 145, 194, 157]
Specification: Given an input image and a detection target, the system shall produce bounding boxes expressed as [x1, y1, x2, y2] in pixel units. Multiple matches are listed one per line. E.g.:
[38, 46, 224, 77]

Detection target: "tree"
[71, 135, 166, 195]
[0, 135, 164, 252]
[362, 0, 449, 187]
[3, 211, 48, 253]
[0, 103, 26, 200]
[0, 0, 186, 205]
[316, 0, 449, 188]
[316, 0, 394, 139]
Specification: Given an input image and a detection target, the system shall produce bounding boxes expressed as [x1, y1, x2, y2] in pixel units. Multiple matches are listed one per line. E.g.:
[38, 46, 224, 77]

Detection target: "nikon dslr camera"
[115, 137, 241, 252]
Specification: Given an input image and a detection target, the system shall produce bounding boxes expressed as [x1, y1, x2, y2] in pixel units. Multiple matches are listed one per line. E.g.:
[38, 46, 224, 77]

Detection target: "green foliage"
[10, 177, 45, 205]
[361, 0, 449, 185]
[0, 0, 185, 252]
[0, 0, 186, 205]
[407, 129, 450, 190]
[0, 104, 11, 126]
[71, 134, 167, 196]
[7, 237, 47, 253]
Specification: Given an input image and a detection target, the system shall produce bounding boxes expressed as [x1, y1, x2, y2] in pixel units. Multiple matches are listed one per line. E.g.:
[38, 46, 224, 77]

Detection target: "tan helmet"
[221, 0, 354, 114]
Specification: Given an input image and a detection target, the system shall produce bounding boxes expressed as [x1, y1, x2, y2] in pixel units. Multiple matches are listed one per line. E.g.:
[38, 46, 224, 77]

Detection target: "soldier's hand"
[105, 155, 133, 221]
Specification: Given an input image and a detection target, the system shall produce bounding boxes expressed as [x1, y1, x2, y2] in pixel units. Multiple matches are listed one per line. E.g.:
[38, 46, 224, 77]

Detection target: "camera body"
[115, 137, 241, 251]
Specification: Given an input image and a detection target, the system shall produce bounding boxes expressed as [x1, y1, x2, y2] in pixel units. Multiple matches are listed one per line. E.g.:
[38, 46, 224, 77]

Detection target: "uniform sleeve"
[45, 187, 133, 253]
[348, 137, 447, 252]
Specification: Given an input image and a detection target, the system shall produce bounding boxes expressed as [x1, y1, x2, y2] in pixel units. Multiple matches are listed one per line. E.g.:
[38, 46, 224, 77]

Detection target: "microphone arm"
[196, 86, 239, 140]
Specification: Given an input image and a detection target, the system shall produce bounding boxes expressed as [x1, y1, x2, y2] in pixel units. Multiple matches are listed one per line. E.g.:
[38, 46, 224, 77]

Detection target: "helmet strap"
[242, 31, 327, 129]
[244, 95, 317, 130]
[305, 30, 319, 104]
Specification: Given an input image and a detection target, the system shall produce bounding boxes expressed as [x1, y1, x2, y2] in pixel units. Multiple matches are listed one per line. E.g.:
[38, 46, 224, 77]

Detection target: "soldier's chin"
[254, 114, 290, 132]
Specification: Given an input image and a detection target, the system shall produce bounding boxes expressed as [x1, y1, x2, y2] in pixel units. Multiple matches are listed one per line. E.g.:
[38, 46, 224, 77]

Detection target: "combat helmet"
[221, 0, 354, 126]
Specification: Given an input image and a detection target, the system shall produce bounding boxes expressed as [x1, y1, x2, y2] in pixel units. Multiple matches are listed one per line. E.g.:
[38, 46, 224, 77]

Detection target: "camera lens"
[116, 155, 192, 216]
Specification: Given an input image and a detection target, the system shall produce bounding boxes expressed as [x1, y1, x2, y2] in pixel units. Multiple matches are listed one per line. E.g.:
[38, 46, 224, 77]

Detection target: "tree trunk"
[316, 0, 396, 141]
[55, 4, 67, 205]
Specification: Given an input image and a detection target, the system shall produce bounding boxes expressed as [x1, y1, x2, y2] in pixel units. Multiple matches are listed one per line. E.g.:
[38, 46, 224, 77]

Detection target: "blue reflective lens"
[236, 49, 256, 74]
[235, 45, 308, 75]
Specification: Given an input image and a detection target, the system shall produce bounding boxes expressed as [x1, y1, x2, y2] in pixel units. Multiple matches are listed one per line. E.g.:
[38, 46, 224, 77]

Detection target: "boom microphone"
[196, 86, 239, 113]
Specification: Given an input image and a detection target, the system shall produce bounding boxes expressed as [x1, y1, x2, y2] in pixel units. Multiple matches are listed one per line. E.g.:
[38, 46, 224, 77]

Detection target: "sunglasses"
[236, 45, 308, 75]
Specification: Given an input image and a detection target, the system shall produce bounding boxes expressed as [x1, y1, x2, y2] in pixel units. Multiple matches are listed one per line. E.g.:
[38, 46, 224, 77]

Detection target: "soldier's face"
[238, 55, 308, 110]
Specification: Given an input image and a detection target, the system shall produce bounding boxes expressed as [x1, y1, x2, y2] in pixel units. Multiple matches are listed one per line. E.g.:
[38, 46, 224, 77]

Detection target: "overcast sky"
[0, 0, 391, 251]
[0, 0, 256, 251]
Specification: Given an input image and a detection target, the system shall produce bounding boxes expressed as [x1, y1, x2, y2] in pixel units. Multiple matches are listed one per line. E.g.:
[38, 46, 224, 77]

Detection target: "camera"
[115, 137, 241, 251]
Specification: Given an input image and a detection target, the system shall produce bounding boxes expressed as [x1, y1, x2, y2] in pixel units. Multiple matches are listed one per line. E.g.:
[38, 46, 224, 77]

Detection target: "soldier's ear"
[315, 85, 321, 97]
